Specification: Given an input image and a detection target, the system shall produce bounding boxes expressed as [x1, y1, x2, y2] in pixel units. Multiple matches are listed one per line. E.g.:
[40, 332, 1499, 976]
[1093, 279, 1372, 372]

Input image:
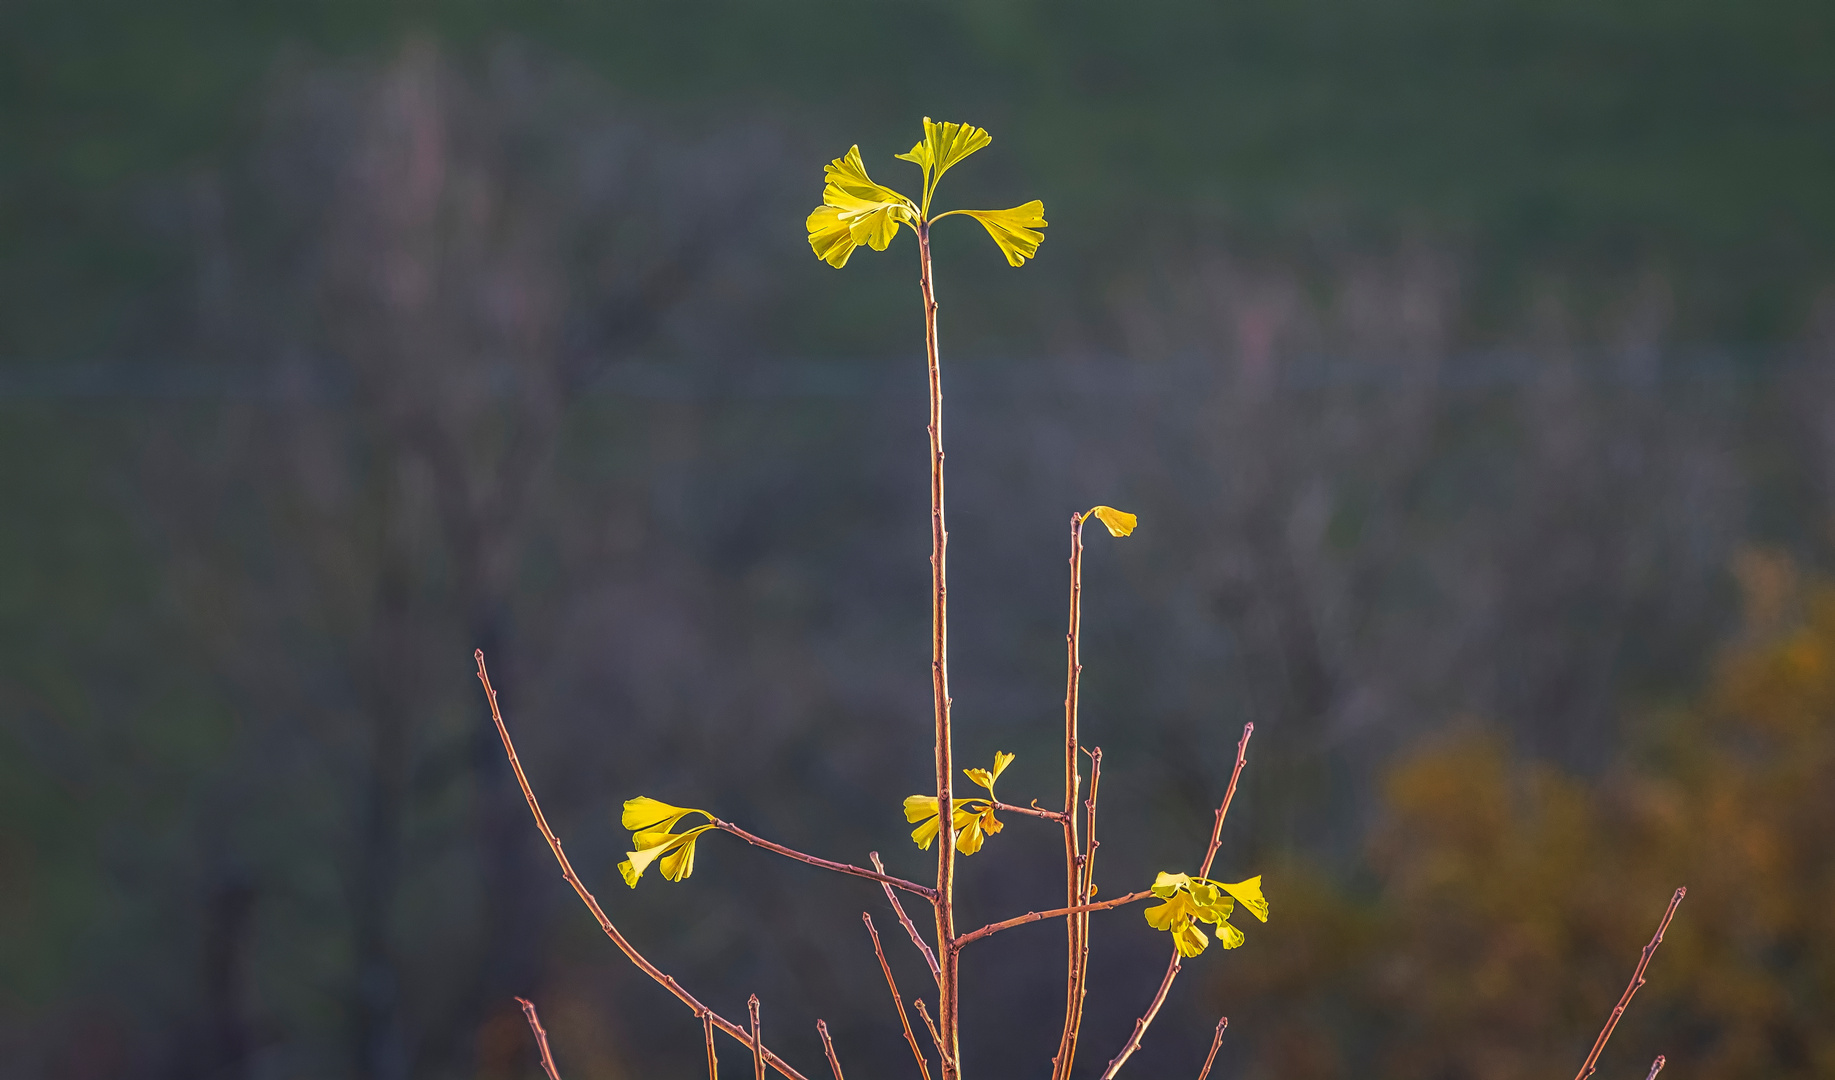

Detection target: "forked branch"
[475, 651, 810, 1080]
[1572, 888, 1687, 1080]
[1100, 723, 1254, 1080]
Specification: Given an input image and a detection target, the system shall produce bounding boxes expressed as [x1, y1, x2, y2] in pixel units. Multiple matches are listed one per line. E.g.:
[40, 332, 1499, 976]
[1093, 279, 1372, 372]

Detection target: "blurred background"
[4, 2, 1834, 1078]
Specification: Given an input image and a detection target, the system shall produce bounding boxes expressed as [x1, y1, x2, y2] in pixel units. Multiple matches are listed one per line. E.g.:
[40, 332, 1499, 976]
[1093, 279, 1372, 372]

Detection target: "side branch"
[993, 800, 1069, 823]
[1194, 1017, 1228, 1080]
[1644, 1057, 1666, 1080]
[816, 1021, 845, 1080]
[475, 651, 810, 1080]
[714, 821, 937, 902]
[1572, 888, 1687, 1080]
[955, 890, 1154, 948]
[872, 852, 941, 984]
[864, 913, 934, 1080]
[1101, 723, 1255, 1080]
[516, 997, 564, 1080]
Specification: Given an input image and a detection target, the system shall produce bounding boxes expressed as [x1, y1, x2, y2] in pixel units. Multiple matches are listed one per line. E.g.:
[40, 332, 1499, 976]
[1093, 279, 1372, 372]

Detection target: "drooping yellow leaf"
[1144, 890, 1196, 930]
[622, 796, 694, 833]
[1151, 871, 1192, 898]
[979, 807, 1004, 836]
[1213, 919, 1246, 950]
[896, 118, 992, 205]
[910, 812, 944, 851]
[619, 829, 694, 888]
[1220, 876, 1269, 922]
[954, 808, 987, 854]
[1173, 919, 1211, 957]
[955, 201, 1047, 266]
[808, 146, 918, 268]
[1088, 506, 1138, 537]
[659, 835, 698, 882]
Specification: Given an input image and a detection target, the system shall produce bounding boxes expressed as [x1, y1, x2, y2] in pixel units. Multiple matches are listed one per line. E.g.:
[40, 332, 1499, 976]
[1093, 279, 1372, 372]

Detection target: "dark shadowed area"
[4, 3, 1834, 1079]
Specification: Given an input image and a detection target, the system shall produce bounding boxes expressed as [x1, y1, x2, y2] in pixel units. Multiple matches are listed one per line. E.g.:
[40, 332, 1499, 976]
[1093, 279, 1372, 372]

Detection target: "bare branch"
[1053, 511, 1089, 1080]
[749, 996, 766, 1080]
[864, 912, 933, 1080]
[1101, 723, 1255, 1080]
[1195, 1017, 1228, 1080]
[715, 821, 936, 902]
[515, 997, 563, 1080]
[956, 891, 1154, 949]
[1644, 1056, 1666, 1080]
[1572, 888, 1687, 1080]
[705, 1011, 720, 1080]
[816, 1021, 845, 1080]
[913, 998, 947, 1062]
[872, 852, 941, 984]
[476, 652, 810, 1080]
[990, 800, 1069, 823]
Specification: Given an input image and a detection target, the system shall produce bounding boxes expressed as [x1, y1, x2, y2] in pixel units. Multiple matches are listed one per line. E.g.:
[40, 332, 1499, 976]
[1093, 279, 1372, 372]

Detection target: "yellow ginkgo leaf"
[1173, 919, 1211, 958]
[1220, 876, 1269, 922]
[619, 823, 715, 888]
[808, 146, 918, 268]
[904, 793, 998, 854]
[1151, 871, 1192, 898]
[623, 796, 698, 833]
[896, 117, 992, 207]
[952, 201, 1048, 267]
[1088, 506, 1137, 537]
[963, 750, 1016, 792]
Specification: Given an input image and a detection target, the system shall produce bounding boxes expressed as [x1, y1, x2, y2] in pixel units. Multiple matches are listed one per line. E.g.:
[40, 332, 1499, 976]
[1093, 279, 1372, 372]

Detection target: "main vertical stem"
[1052, 514, 1088, 1080]
[918, 224, 961, 1080]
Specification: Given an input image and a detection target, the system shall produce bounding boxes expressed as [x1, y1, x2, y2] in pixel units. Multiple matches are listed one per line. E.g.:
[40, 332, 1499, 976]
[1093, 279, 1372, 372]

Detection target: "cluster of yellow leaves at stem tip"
[618, 797, 716, 887]
[806, 118, 1047, 269]
[905, 751, 1014, 855]
[1144, 872, 1269, 957]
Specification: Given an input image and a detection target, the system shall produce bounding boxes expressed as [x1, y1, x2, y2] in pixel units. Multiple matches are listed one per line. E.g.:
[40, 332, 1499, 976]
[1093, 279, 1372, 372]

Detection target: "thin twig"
[916, 221, 961, 1080]
[475, 652, 810, 1080]
[955, 891, 1155, 948]
[991, 800, 1070, 822]
[705, 1011, 720, 1080]
[1572, 888, 1687, 1080]
[1053, 511, 1088, 1080]
[749, 996, 766, 1080]
[872, 851, 941, 984]
[1644, 1056, 1666, 1080]
[912, 998, 947, 1061]
[1100, 723, 1254, 1080]
[515, 997, 563, 1080]
[864, 912, 933, 1080]
[816, 1021, 846, 1080]
[1195, 1017, 1228, 1080]
[1068, 746, 1103, 1051]
[714, 821, 936, 901]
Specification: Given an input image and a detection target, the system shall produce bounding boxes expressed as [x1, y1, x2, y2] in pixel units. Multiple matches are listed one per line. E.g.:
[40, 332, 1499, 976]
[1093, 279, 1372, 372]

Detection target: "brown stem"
[991, 801, 1069, 823]
[515, 997, 563, 1080]
[1194, 1017, 1228, 1080]
[1572, 888, 1687, 1080]
[865, 912, 934, 1080]
[1101, 723, 1255, 1080]
[705, 1011, 720, 1080]
[1052, 512, 1088, 1080]
[749, 996, 766, 1080]
[1644, 1056, 1666, 1080]
[713, 822, 936, 901]
[817, 1021, 845, 1080]
[872, 852, 941, 984]
[475, 652, 810, 1080]
[917, 221, 961, 1080]
[954, 891, 1155, 948]
[913, 998, 948, 1061]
